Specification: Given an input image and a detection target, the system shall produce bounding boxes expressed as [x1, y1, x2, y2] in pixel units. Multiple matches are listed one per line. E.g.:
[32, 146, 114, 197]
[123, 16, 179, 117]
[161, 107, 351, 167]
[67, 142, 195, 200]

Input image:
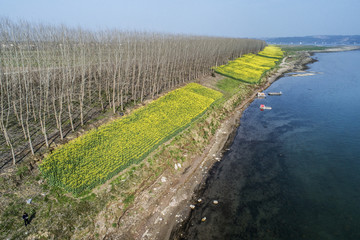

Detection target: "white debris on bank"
[174, 163, 182, 170]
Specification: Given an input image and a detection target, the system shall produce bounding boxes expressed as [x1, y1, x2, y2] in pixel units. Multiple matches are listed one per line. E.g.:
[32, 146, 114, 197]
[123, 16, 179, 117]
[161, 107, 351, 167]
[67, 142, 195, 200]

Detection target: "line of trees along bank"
[0, 18, 266, 167]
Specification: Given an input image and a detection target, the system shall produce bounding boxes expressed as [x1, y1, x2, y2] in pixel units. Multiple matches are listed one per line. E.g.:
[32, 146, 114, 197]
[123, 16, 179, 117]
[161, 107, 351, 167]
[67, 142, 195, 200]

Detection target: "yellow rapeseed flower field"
[214, 46, 283, 83]
[40, 83, 222, 194]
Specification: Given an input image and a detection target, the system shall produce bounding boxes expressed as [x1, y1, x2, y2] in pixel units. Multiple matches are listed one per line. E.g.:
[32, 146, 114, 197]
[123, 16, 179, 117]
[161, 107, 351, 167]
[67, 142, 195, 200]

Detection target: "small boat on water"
[268, 91, 282, 96]
[257, 92, 266, 97]
[260, 104, 272, 110]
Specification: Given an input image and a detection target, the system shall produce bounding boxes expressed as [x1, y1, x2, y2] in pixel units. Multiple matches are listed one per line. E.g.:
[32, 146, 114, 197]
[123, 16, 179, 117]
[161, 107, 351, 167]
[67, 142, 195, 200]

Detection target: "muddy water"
[174, 50, 360, 240]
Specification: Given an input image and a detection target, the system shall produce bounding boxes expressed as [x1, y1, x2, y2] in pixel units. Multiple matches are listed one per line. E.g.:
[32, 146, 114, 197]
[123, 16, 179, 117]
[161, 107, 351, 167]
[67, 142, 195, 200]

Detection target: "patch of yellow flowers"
[40, 83, 222, 194]
[214, 46, 283, 83]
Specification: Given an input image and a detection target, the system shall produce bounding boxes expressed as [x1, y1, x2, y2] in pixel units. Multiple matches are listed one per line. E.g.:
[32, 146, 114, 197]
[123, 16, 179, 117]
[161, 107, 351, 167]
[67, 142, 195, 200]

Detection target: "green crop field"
[214, 45, 283, 83]
[40, 83, 222, 194]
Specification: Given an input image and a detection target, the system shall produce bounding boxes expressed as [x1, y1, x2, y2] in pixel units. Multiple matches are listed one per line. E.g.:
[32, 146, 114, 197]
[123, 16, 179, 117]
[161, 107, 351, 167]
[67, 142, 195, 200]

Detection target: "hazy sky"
[1, 0, 359, 38]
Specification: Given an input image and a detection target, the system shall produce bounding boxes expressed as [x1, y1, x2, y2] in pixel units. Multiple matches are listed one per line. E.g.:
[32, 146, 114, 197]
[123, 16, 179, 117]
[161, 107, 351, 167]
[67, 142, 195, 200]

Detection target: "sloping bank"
[84, 47, 314, 239]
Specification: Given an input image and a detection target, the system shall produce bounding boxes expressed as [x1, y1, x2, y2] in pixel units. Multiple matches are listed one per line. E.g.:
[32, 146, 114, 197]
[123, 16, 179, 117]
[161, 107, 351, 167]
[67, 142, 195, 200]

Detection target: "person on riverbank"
[22, 212, 29, 227]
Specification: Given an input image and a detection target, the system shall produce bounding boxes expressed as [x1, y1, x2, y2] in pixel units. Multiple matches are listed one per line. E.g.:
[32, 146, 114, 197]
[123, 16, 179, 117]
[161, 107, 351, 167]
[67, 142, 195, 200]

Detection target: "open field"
[278, 45, 330, 52]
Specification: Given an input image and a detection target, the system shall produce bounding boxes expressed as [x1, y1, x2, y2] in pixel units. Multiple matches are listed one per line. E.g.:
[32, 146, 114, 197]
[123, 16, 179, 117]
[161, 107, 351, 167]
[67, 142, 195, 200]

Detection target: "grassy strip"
[40, 83, 222, 194]
[278, 45, 330, 53]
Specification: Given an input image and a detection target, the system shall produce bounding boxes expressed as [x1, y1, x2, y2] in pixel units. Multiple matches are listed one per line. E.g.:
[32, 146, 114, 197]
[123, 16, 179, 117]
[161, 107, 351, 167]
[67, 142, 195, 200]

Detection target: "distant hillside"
[263, 35, 360, 45]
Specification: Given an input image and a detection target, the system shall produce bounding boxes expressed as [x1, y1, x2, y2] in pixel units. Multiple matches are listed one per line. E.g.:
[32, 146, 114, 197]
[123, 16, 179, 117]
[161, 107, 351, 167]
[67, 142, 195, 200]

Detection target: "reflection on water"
[178, 50, 360, 240]
[285, 71, 322, 77]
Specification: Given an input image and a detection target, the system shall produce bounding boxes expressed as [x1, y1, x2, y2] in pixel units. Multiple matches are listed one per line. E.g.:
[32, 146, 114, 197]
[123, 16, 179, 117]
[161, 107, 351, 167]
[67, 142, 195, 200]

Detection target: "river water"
[179, 50, 360, 240]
